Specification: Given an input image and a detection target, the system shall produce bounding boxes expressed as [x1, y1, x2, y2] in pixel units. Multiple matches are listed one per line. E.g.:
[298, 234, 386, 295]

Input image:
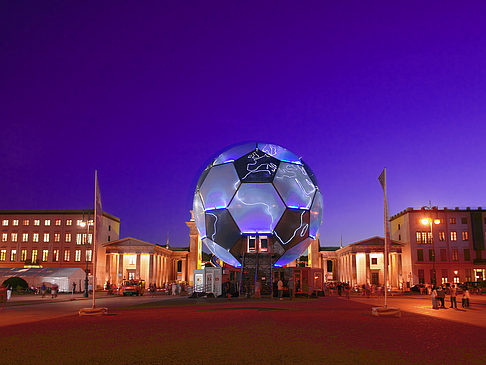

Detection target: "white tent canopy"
[0, 268, 87, 292]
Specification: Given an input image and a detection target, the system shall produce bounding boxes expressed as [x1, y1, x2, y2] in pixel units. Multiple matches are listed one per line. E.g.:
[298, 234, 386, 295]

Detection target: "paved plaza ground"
[0, 293, 485, 364]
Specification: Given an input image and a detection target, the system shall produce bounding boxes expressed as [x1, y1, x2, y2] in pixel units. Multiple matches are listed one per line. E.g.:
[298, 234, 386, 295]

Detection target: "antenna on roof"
[340, 234, 343, 248]
[166, 232, 169, 249]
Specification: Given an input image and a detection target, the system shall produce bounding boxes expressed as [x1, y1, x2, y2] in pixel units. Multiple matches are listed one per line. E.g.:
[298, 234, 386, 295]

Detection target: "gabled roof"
[345, 236, 403, 247]
[103, 237, 156, 248]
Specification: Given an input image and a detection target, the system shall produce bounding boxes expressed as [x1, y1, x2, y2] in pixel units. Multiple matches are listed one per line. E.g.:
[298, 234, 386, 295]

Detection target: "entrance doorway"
[371, 272, 379, 285]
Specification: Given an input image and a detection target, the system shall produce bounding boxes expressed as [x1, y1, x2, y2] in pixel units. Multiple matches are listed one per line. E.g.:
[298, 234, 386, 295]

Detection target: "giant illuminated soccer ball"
[193, 142, 323, 267]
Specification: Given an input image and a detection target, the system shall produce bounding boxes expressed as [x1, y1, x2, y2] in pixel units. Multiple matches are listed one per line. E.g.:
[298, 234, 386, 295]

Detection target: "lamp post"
[421, 217, 441, 286]
[80, 215, 91, 298]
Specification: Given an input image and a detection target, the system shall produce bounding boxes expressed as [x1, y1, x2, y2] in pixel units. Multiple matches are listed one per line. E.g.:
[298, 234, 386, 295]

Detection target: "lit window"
[2, 220, 8, 226]
[76, 220, 83, 226]
[10, 249, 17, 261]
[22, 233, 28, 242]
[23, 219, 29, 226]
[88, 219, 94, 226]
[44, 219, 51, 226]
[452, 248, 458, 261]
[32, 249, 38, 262]
[33, 233, 39, 243]
[42, 250, 48, 261]
[462, 231, 469, 241]
[439, 232, 445, 241]
[54, 233, 60, 242]
[55, 219, 61, 226]
[461, 217, 467, 224]
[21, 249, 27, 261]
[13, 220, 19, 226]
[2, 233, 7, 242]
[66, 219, 72, 226]
[53, 249, 59, 262]
[88, 234, 92, 244]
[259, 236, 268, 252]
[43, 233, 49, 242]
[128, 255, 136, 265]
[65, 233, 71, 242]
[75, 249, 81, 262]
[34, 219, 40, 226]
[11, 233, 17, 242]
[450, 231, 457, 241]
[449, 217, 456, 224]
[86, 249, 92, 262]
[247, 236, 256, 252]
[0, 250, 5, 261]
[64, 250, 70, 261]
[76, 234, 82, 245]
[82, 233, 87, 244]
[416, 231, 431, 244]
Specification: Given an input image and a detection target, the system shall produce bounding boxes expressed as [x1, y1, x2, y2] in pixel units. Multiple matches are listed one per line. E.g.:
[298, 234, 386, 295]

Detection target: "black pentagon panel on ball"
[274, 209, 310, 248]
[233, 149, 280, 183]
[204, 209, 241, 250]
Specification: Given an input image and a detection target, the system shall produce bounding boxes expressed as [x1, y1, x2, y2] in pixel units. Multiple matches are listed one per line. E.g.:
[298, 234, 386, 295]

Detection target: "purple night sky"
[1, 1, 486, 248]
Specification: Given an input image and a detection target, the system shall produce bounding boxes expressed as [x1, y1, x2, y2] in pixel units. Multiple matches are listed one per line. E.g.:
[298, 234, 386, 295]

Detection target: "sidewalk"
[5, 292, 113, 307]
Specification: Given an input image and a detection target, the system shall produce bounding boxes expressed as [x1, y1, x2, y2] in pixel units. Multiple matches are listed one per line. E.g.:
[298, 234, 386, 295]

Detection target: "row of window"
[417, 248, 470, 262]
[1, 232, 93, 244]
[0, 248, 92, 262]
[417, 269, 473, 284]
[1, 219, 94, 227]
[416, 230, 469, 243]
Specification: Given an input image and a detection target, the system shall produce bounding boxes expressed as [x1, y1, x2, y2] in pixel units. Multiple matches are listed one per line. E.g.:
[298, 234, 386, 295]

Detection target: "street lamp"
[421, 217, 441, 286]
[79, 217, 92, 298]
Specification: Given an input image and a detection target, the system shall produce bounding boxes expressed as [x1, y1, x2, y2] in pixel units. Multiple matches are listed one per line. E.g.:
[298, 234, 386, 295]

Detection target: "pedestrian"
[431, 286, 438, 309]
[41, 283, 46, 298]
[437, 286, 446, 308]
[51, 284, 58, 298]
[464, 288, 470, 308]
[277, 278, 284, 300]
[6, 285, 12, 301]
[255, 279, 261, 298]
[72, 282, 76, 294]
[449, 284, 457, 309]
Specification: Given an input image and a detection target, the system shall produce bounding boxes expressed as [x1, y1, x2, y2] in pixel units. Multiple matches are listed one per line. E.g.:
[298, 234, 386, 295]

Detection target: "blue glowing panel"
[199, 163, 240, 210]
[228, 183, 285, 233]
[193, 192, 206, 238]
[273, 162, 316, 209]
[258, 143, 302, 164]
[274, 209, 310, 247]
[203, 237, 241, 268]
[273, 238, 312, 267]
[205, 209, 241, 250]
[213, 143, 257, 166]
[233, 150, 280, 183]
[309, 190, 323, 238]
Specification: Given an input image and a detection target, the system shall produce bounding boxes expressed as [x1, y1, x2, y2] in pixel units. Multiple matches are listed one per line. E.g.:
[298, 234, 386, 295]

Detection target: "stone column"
[149, 254, 154, 284]
[118, 253, 124, 285]
[365, 253, 370, 284]
[136, 254, 141, 280]
[105, 253, 111, 283]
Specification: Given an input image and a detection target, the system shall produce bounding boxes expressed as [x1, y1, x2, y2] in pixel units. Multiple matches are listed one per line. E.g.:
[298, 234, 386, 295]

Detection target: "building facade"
[0, 210, 120, 281]
[390, 207, 486, 285]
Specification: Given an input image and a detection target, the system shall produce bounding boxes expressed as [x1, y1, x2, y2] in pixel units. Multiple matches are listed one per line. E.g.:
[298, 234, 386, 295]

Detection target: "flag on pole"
[378, 168, 386, 191]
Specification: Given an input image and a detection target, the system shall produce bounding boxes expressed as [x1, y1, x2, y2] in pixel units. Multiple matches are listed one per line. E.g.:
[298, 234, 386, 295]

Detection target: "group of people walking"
[431, 284, 470, 309]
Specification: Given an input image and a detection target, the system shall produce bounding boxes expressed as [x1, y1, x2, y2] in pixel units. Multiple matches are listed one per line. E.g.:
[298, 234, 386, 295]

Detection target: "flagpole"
[383, 169, 389, 308]
[92, 170, 98, 309]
